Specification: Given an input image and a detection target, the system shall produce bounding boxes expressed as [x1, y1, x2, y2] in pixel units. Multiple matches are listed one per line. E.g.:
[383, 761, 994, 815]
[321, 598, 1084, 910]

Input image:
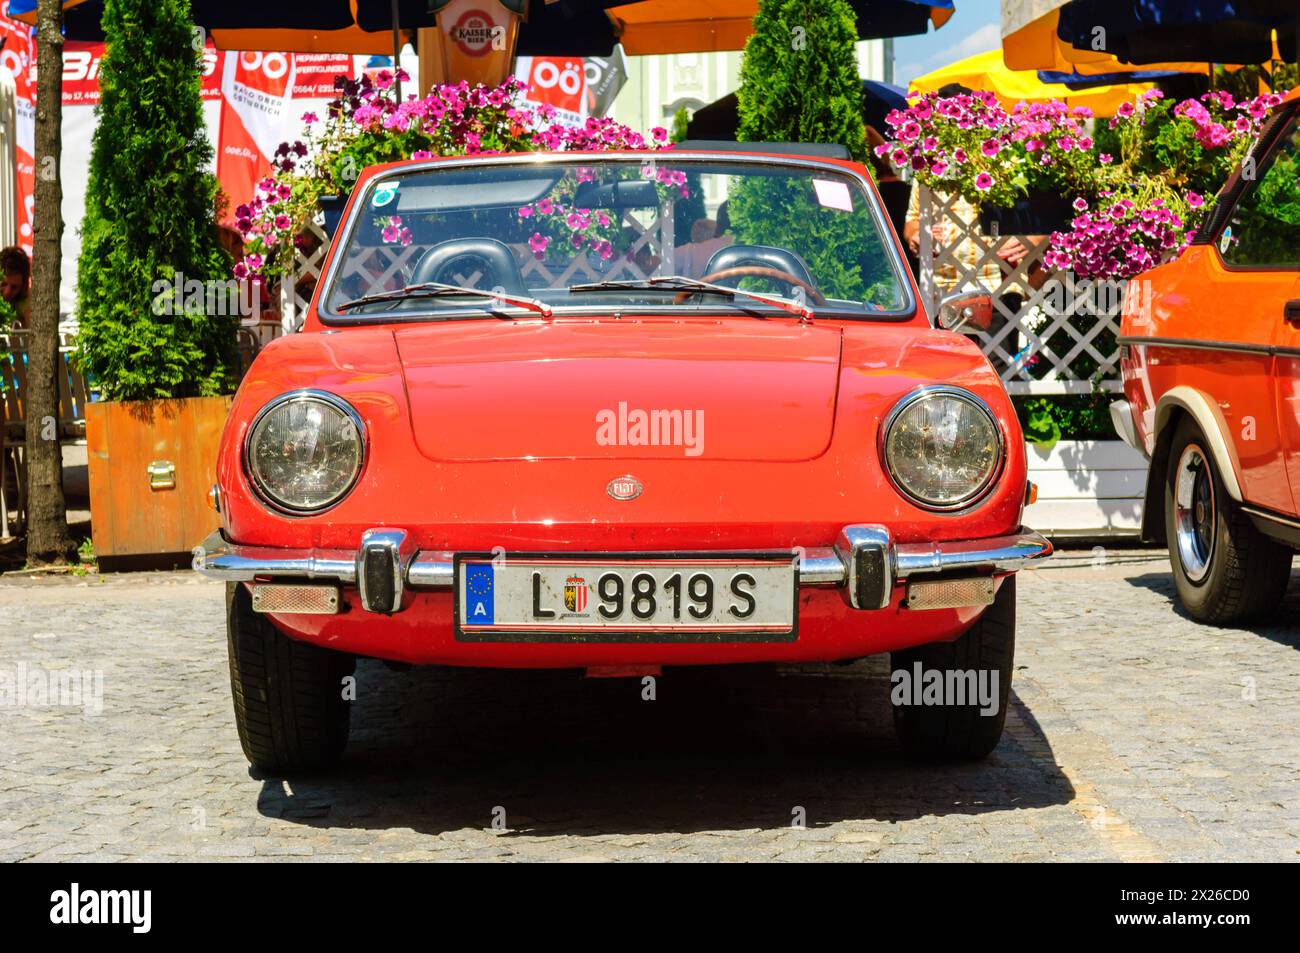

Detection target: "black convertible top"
[671, 140, 852, 160]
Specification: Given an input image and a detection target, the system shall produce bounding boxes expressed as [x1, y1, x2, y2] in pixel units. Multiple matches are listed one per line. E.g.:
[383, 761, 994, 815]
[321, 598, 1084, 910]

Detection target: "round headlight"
[245, 391, 365, 513]
[882, 387, 1002, 510]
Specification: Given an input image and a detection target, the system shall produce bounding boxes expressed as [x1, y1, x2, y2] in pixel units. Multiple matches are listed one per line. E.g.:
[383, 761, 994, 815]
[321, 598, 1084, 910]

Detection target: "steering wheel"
[411, 238, 528, 294]
[674, 265, 827, 305]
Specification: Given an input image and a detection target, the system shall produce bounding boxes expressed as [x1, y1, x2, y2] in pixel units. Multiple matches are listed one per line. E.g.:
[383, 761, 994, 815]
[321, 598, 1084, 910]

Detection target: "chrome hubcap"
[1174, 444, 1215, 584]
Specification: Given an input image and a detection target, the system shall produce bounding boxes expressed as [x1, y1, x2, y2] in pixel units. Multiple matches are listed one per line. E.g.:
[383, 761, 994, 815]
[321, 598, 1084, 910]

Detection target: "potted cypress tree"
[735, 0, 867, 163]
[76, 0, 235, 565]
[729, 0, 902, 305]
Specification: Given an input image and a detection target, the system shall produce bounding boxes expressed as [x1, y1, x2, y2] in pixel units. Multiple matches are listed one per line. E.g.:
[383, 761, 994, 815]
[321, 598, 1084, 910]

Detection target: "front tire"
[890, 576, 1016, 760]
[1164, 418, 1291, 625]
[227, 583, 355, 774]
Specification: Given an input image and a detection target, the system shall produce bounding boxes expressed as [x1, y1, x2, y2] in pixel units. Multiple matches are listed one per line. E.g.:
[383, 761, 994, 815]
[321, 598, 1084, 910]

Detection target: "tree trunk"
[24, 0, 74, 566]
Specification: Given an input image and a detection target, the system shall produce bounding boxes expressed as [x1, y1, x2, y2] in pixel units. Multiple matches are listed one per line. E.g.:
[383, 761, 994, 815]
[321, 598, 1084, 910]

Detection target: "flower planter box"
[86, 396, 232, 567]
[978, 192, 1077, 235]
[1025, 439, 1147, 538]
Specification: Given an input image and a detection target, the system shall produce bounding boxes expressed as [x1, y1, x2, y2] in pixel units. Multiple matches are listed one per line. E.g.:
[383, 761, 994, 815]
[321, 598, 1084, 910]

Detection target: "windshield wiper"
[568, 275, 814, 321]
[337, 281, 553, 318]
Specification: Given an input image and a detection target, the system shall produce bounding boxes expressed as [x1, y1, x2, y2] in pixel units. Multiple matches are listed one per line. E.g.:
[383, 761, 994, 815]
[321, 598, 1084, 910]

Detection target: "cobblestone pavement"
[1, 549, 1297, 862]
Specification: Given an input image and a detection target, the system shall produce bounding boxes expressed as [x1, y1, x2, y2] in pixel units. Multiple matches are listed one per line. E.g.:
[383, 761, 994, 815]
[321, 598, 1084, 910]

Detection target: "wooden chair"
[0, 329, 92, 537]
[1, 330, 29, 538]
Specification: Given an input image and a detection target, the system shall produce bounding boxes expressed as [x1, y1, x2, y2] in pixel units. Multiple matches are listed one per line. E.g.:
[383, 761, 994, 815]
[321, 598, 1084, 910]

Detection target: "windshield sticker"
[372, 185, 398, 208]
[813, 179, 853, 213]
[1218, 226, 1233, 254]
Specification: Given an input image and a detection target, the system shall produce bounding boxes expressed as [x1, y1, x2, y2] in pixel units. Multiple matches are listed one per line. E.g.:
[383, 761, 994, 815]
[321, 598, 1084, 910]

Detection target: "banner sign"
[215, 50, 299, 224]
[519, 55, 587, 124]
[61, 40, 223, 106]
[515, 48, 628, 126]
[0, 10, 35, 253]
[60, 44, 357, 107]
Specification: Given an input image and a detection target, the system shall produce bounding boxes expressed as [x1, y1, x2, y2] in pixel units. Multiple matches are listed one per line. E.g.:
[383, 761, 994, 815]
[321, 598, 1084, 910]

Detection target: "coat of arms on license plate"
[563, 575, 588, 612]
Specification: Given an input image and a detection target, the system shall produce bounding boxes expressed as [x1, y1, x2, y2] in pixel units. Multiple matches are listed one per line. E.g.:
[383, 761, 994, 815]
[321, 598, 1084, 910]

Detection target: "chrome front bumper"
[194, 525, 1052, 614]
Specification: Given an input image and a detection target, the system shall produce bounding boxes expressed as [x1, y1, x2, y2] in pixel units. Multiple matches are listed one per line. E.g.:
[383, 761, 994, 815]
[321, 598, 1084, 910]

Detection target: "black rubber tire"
[226, 582, 355, 773]
[1164, 418, 1292, 626]
[890, 576, 1016, 760]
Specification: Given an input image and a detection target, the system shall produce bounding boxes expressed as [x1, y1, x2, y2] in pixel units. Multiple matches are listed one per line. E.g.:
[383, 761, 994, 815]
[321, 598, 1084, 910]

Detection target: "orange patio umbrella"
[611, 0, 957, 56]
[1001, 0, 1211, 75]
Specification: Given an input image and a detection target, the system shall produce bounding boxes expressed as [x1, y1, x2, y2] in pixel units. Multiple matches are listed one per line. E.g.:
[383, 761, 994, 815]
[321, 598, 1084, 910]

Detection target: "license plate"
[454, 553, 798, 642]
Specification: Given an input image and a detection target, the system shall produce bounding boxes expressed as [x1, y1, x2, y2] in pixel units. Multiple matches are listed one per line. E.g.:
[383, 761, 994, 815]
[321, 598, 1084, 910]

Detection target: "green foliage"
[1214, 63, 1299, 103]
[728, 176, 900, 306]
[1095, 95, 1248, 201]
[1226, 126, 1300, 265]
[1022, 404, 1062, 448]
[670, 105, 691, 145]
[1017, 394, 1115, 446]
[736, 0, 867, 162]
[0, 295, 14, 366]
[76, 0, 234, 402]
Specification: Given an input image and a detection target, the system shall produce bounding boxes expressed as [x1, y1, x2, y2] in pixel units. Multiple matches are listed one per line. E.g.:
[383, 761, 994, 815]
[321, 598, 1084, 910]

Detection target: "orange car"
[1115, 87, 1300, 625]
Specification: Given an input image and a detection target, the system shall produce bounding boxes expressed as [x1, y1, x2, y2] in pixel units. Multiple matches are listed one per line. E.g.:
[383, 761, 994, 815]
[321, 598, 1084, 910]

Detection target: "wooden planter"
[86, 396, 233, 567]
[1025, 439, 1147, 538]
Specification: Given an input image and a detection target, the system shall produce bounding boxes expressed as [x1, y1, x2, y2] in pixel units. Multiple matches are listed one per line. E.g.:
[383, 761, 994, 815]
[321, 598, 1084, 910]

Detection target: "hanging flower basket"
[977, 191, 1078, 236]
[233, 72, 669, 286]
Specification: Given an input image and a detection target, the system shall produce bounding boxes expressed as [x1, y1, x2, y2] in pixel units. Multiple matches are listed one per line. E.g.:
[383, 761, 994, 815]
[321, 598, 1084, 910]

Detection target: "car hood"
[394, 319, 843, 462]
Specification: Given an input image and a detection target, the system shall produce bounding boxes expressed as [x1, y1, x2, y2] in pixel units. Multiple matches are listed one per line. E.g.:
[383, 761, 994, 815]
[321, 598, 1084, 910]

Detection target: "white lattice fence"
[917, 186, 1122, 396]
[279, 219, 330, 333]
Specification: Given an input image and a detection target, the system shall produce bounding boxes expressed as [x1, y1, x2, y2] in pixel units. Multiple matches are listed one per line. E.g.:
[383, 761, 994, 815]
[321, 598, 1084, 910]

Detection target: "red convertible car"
[195, 145, 1051, 772]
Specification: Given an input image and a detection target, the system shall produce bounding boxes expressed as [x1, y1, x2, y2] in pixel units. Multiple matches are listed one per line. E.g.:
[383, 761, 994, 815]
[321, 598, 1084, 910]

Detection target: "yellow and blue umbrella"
[1002, 1, 1215, 75]
[909, 48, 1156, 115]
[1004, 0, 1295, 69]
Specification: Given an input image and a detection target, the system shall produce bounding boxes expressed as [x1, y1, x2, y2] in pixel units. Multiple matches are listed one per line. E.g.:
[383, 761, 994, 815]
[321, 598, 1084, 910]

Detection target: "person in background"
[675, 200, 734, 279]
[866, 125, 917, 280]
[1, 246, 31, 329]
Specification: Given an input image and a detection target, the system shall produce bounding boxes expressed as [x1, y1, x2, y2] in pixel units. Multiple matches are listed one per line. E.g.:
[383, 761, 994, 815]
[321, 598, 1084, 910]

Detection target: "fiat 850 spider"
[195, 144, 1051, 772]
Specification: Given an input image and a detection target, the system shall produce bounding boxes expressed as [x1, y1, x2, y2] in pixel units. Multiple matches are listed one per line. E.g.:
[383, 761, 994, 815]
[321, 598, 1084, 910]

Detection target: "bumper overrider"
[194, 525, 1052, 616]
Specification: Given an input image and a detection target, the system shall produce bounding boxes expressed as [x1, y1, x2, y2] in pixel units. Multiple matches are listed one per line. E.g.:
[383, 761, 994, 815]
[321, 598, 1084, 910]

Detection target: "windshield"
[322, 156, 911, 320]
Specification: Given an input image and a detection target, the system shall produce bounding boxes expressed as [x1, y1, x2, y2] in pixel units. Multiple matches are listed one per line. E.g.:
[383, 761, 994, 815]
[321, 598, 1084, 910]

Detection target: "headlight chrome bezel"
[880, 385, 1005, 512]
[243, 390, 367, 516]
